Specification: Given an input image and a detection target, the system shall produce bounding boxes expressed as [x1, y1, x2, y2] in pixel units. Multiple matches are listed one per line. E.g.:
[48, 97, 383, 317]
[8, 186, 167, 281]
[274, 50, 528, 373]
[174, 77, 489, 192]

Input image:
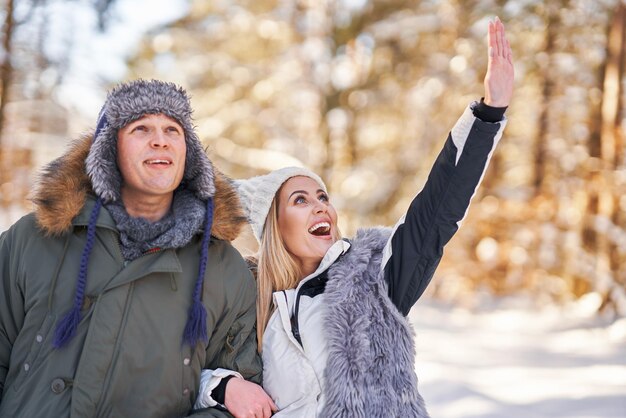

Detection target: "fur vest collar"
[322, 227, 430, 418]
[31, 134, 246, 240]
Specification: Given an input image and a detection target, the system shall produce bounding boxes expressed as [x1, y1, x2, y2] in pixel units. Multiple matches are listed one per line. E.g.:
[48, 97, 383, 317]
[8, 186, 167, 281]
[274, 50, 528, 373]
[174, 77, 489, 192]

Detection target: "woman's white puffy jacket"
[263, 240, 350, 416]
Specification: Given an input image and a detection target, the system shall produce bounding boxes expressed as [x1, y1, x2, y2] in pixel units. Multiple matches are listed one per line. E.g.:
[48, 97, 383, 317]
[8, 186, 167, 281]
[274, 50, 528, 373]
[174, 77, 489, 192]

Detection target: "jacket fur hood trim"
[31, 134, 246, 241]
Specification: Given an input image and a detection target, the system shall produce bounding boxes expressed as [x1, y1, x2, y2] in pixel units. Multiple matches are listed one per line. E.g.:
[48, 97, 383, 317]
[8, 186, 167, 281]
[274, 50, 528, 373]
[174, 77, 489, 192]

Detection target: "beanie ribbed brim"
[234, 166, 327, 242]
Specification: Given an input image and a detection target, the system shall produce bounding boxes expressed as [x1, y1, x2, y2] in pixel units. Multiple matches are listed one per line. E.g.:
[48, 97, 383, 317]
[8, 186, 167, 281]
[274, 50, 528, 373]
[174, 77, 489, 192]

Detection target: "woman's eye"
[319, 194, 329, 202]
[294, 196, 306, 204]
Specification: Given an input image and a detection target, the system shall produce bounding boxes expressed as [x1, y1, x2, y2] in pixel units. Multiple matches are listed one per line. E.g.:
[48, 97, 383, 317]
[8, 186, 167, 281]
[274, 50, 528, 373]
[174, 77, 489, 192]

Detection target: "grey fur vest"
[321, 227, 430, 418]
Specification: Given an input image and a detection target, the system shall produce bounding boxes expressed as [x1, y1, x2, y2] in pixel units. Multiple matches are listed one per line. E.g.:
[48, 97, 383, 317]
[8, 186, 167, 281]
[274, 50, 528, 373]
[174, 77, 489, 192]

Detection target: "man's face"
[117, 113, 186, 204]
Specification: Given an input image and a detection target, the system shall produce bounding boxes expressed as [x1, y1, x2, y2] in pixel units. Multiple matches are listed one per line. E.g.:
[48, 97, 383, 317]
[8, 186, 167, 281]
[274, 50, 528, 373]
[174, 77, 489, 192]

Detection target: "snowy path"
[409, 296, 626, 418]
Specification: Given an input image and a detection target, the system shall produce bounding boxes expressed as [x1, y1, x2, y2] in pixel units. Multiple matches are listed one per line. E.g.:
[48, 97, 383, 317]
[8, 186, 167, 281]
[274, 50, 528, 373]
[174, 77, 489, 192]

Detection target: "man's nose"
[150, 130, 169, 148]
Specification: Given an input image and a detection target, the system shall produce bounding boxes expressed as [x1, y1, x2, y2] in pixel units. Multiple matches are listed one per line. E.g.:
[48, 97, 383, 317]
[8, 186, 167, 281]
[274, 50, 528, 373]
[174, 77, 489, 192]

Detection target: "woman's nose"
[313, 200, 327, 213]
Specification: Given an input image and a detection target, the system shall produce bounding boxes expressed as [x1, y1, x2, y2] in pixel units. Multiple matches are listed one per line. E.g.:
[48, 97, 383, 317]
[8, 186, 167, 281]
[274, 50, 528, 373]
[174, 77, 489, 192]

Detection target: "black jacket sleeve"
[384, 101, 506, 315]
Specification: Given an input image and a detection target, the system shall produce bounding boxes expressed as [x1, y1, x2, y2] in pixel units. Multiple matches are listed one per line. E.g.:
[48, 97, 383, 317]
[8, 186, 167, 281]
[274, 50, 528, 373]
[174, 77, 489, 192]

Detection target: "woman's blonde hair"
[255, 180, 342, 351]
[256, 195, 302, 351]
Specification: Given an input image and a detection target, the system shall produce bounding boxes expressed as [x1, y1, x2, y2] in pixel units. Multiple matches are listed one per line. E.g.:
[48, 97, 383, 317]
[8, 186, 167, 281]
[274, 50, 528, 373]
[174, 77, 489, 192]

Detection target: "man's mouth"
[145, 159, 172, 165]
[308, 222, 331, 237]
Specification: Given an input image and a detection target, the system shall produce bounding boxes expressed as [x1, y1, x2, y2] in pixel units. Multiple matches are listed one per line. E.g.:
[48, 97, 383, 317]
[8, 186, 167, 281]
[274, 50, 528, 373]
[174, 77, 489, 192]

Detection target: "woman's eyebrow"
[288, 190, 309, 200]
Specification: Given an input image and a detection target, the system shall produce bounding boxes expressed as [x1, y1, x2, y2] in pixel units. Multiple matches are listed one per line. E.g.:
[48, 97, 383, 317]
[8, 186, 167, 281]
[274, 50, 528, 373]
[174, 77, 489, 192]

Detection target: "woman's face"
[277, 176, 339, 277]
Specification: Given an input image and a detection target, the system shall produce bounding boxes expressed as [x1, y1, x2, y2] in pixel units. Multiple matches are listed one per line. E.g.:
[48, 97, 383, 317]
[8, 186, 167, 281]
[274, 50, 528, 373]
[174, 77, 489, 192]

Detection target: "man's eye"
[166, 127, 181, 134]
[132, 125, 148, 132]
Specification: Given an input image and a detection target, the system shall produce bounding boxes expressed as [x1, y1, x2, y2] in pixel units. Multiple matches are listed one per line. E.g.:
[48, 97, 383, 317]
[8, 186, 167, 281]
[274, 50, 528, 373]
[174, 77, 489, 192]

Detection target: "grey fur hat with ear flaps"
[54, 79, 218, 349]
[86, 79, 215, 203]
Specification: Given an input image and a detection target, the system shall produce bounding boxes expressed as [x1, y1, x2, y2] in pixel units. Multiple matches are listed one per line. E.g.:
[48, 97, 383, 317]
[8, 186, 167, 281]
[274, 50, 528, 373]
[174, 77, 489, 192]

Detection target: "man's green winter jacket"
[0, 137, 261, 417]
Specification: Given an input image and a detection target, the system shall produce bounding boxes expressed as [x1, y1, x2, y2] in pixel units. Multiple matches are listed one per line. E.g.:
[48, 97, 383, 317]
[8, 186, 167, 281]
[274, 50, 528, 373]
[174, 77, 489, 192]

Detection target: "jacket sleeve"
[0, 226, 25, 401]
[383, 102, 507, 315]
[207, 287, 261, 385]
[187, 244, 262, 417]
[203, 248, 262, 385]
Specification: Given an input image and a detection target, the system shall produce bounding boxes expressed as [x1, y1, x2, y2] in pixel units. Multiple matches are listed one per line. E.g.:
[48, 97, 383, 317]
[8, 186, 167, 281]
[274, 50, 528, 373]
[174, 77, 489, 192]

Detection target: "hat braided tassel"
[53, 199, 103, 348]
[183, 198, 214, 347]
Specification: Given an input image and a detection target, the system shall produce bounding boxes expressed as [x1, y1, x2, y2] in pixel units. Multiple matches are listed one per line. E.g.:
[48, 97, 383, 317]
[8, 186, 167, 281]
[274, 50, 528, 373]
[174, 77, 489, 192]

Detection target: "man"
[0, 80, 274, 417]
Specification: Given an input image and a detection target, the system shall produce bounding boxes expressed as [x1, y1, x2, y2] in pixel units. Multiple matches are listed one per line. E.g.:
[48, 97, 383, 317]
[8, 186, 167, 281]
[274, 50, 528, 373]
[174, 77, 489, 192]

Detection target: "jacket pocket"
[12, 314, 56, 392]
[225, 321, 245, 354]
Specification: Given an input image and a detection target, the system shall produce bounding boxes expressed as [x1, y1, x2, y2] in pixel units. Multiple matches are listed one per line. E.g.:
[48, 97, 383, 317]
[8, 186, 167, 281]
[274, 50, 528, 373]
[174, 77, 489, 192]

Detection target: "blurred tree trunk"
[0, 0, 15, 149]
[602, 3, 625, 169]
[585, 2, 625, 311]
[533, 4, 559, 196]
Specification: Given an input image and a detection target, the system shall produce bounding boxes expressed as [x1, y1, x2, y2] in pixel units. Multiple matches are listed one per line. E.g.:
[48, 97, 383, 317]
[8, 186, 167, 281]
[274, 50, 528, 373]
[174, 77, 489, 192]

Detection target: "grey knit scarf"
[105, 189, 206, 261]
[321, 227, 430, 418]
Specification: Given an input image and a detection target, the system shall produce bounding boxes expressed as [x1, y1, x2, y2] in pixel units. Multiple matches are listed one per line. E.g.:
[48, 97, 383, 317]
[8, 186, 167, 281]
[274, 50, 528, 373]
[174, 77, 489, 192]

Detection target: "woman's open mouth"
[308, 222, 331, 237]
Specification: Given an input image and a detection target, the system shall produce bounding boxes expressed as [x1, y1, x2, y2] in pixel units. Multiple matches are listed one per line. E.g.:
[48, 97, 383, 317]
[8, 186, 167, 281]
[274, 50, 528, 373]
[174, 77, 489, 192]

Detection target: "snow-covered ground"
[410, 295, 626, 418]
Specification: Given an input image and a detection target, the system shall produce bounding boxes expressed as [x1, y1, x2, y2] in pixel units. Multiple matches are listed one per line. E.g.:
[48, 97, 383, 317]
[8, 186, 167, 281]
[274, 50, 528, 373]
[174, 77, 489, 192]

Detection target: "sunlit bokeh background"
[1, 0, 624, 313]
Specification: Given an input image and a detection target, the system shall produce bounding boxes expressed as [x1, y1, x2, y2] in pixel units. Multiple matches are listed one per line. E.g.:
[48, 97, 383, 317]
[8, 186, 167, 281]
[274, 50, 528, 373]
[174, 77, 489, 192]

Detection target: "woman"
[198, 17, 513, 418]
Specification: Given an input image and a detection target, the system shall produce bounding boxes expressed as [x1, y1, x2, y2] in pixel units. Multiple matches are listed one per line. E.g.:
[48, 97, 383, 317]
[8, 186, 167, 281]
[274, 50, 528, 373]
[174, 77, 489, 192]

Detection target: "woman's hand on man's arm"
[224, 377, 277, 418]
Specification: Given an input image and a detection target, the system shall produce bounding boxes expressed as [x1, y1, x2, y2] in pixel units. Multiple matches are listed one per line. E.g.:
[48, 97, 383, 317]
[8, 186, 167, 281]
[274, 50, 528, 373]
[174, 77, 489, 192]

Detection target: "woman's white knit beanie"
[234, 166, 327, 242]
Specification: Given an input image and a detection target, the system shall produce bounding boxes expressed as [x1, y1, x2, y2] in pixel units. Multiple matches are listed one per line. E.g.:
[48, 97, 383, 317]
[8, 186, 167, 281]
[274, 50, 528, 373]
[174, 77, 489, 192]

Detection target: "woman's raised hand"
[483, 16, 514, 108]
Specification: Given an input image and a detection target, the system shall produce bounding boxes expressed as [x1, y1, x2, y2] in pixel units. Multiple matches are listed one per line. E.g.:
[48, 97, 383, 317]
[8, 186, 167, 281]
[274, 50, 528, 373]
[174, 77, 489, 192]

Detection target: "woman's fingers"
[495, 16, 504, 57]
[488, 19, 496, 57]
[506, 39, 513, 64]
[488, 16, 513, 61]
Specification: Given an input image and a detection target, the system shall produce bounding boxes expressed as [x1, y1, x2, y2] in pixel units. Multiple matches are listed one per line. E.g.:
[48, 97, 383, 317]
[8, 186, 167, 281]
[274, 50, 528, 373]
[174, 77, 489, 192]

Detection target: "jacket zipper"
[289, 241, 349, 348]
[291, 273, 329, 347]
[94, 282, 136, 417]
[291, 297, 303, 346]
